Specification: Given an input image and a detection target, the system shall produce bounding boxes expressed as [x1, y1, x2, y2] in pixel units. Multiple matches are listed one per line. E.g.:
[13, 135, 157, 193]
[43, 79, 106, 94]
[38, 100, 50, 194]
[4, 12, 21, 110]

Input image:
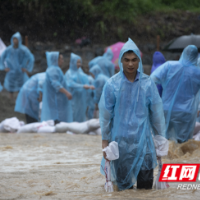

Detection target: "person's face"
[13, 38, 18, 48]
[122, 52, 139, 74]
[77, 59, 81, 68]
[58, 54, 64, 67]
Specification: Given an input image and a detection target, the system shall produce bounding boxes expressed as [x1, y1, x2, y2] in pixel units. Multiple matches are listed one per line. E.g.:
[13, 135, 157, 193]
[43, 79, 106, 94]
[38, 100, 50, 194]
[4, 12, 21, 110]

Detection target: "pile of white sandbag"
[0, 117, 101, 135]
[0, 117, 55, 133]
[55, 118, 101, 135]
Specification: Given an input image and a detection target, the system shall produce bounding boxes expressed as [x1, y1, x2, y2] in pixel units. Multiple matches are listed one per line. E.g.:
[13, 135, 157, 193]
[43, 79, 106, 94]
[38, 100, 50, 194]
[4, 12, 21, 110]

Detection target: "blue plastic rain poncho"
[89, 64, 109, 104]
[151, 51, 166, 97]
[88, 48, 113, 69]
[96, 57, 115, 78]
[15, 73, 46, 121]
[65, 53, 89, 122]
[0, 32, 34, 92]
[151, 45, 200, 143]
[87, 75, 95, 119]
[41, 52, 73, 122]
[99, 38, 165, 190]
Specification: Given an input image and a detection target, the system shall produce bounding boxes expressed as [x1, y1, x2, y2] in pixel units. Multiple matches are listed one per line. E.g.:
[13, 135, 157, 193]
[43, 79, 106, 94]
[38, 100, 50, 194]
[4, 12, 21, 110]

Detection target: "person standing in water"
[100, 38, 165, 191]
[151, 45, 200, 143]
[0, 32, 34, 99]
[65, 53, 94, 122]
[41, 52, 73, 122]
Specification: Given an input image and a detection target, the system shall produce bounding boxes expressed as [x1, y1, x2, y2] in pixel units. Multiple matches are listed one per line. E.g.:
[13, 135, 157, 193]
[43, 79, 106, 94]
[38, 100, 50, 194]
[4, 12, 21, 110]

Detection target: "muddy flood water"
[0, 133, 200, 200]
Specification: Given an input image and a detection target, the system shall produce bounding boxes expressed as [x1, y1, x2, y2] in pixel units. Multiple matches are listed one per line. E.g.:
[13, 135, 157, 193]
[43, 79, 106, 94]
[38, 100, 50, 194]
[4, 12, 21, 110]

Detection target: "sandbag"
[56, 121, 89, 134]
[2, 117, 23, 133]
[17, 120, 54, 133]
[94, 127, 101, 135]
[87, 119, 100, 130]
[37, 126, 55, 133]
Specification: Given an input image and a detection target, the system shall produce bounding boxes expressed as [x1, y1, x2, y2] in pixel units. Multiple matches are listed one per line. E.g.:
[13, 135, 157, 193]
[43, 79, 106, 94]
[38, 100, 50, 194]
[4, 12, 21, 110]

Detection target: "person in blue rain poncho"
[88, 48, 113, 69]
[96, 57, 115, 78]
[65, 53, 94, 122]
[100, 38, 165, 191]
[15, 73, 46, 123]
[87, 75, 95, 119]
[151, 51, 166, 97]
[89, 64, 109, 105]
[41, 52, 73, 122]
[0, 32, 34, 98]
[151, 45, 200, 143]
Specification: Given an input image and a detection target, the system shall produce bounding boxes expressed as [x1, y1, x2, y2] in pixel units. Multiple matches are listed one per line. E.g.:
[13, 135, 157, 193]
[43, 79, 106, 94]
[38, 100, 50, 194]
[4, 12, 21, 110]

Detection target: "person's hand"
[66, 92, 72, 100]
[102, 140, 109, 161]
[197, 111, 200, 117]
[90, 85, 95, 90]
[157, 156, 161, 161]
[83, 85, 90, 89]
[5, 68, 10, 72]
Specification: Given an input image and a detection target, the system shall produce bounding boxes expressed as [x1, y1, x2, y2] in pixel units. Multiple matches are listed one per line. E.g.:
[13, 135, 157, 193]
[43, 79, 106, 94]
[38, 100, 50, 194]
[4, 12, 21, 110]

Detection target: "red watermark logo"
[159, 164, 200, 182]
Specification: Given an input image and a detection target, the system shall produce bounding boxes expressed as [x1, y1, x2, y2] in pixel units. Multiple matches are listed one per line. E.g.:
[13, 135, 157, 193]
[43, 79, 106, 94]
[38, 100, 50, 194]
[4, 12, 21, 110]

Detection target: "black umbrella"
[163, 34, 200, 52]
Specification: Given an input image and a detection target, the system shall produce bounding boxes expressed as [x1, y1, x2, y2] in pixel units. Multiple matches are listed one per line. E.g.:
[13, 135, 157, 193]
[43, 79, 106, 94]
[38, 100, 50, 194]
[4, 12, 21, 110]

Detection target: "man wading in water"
[99, 38, 166, 190]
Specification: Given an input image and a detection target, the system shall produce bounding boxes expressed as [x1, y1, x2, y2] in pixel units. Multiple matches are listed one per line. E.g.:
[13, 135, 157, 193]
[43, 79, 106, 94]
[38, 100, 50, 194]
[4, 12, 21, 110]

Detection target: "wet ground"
[0, 133, 200, 200]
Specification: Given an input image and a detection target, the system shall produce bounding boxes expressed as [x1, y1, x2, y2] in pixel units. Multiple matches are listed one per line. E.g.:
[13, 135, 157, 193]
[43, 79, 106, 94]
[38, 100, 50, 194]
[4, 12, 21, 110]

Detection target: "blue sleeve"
[65, 73, 84, 89]
[148, 78, 166, 137]
[0, 48, 8, 70]
[99, 80, 116, 141]
[47, 68, 63, 92]
[22, 47, 35, 72]
[150, 62, 169, 85]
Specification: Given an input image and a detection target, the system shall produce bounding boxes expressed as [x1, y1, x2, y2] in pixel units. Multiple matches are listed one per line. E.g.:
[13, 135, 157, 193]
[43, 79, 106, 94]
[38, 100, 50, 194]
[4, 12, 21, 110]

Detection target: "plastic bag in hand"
[102, 141, 119, 161]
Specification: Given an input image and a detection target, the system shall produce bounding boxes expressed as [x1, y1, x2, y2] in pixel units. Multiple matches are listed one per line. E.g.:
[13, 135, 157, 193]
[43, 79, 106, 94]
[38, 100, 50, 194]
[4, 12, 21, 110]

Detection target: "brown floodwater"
[0, 133, 200, 200]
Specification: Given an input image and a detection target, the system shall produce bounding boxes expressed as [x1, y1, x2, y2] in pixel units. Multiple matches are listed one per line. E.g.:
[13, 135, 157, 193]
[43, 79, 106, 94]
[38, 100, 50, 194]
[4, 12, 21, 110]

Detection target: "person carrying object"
[99, 38, 166, 191]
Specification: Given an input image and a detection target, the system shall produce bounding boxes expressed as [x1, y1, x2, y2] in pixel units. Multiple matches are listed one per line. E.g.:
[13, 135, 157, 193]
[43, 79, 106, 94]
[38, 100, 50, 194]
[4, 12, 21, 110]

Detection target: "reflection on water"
[0, 133, 199, 199]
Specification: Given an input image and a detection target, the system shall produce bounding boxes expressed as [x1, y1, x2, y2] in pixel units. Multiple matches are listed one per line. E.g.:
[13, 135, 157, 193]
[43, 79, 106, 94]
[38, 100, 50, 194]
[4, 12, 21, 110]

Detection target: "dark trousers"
[25, 114, 38, 124]
[137, 168, 153, 189]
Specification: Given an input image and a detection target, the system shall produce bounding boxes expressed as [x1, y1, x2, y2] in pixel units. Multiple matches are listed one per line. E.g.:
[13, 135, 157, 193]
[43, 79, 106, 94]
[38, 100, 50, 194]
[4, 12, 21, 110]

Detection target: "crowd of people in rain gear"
[1, 32, 200, 191]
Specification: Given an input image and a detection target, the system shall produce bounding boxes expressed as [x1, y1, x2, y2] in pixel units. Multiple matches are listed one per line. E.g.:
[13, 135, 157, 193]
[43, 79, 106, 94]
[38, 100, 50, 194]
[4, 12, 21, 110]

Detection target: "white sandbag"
[87, 119, 100, 130]
[56, 121, 89, 134]
[2, 117, 22, 133]
[37, 126, 55, 133]
[94, 127, 101, 135]
[193, 132, 200, 141]
[153, 135, 169, 157]
[17, 121, 54, 133]
[17, 122, 42, 133]
[102, 141, 119, 161]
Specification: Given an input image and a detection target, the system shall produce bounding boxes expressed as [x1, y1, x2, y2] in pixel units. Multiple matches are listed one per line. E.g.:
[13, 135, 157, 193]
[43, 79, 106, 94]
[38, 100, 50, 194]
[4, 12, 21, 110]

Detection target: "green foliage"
[14, 0, 200, 24]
